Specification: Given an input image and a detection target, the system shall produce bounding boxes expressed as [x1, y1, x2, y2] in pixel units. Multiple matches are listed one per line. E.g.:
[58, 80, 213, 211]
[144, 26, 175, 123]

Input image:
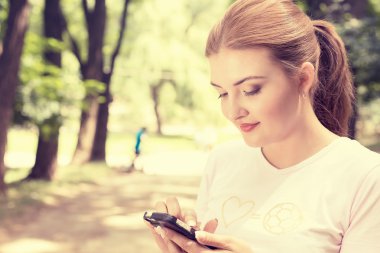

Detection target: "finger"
[203, 218, 218, 233]
[144, 221, 169, 252]
[195, 231, 235, 250]
[166, 197, 181, 217]
[156, 226, 183, 253]
[155, 201, 168, 213]
[163, 228, 206, 253]
[182, 209, 197, 228]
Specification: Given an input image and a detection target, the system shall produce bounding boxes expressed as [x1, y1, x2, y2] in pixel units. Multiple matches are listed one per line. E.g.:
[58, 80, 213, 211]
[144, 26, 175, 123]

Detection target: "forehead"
[208, 47, 277, 84]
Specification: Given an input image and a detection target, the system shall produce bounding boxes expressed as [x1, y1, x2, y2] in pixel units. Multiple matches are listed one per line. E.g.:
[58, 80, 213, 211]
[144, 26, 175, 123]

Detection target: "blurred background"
[0, 0, 379, 252]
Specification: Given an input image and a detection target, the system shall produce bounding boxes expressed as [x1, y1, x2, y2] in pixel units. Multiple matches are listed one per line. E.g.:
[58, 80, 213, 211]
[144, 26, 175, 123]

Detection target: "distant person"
[127, 127, 147, 173]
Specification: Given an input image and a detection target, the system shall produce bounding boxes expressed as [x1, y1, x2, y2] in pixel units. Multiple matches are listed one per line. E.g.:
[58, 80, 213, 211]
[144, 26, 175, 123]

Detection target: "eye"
[218, 92, 228, 99]
[243, 87, 261, 96]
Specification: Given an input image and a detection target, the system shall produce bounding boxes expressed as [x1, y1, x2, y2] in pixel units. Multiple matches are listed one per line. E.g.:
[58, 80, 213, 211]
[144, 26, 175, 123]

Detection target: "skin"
[147, 47, 338, 252]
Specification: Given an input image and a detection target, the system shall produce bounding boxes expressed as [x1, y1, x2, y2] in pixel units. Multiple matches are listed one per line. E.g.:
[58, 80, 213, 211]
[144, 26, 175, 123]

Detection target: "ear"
[298, 62, 315, 96]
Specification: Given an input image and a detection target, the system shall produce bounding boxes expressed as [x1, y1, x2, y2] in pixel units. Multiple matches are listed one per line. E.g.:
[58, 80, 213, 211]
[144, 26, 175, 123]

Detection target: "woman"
[146, 0, 380, 252]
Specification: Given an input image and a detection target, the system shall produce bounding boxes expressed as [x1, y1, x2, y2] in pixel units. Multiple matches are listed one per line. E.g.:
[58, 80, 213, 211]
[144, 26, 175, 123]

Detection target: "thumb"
[195, 230, 234, 250]
[203, 218, 218, 233]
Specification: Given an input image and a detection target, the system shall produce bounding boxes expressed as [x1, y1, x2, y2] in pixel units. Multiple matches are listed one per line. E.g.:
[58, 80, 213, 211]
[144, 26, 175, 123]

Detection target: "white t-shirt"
[195, 137, 380, 253]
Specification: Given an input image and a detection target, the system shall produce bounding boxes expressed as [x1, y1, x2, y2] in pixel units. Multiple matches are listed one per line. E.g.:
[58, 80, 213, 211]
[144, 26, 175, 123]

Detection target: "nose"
[223, 96, 248, 122]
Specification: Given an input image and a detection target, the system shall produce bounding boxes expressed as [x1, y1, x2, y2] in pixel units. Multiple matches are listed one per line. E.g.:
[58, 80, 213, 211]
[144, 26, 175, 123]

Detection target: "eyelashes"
[218, 93, 228, 99]
[217, 87, 261, 99]
[243, 87, 261, 96]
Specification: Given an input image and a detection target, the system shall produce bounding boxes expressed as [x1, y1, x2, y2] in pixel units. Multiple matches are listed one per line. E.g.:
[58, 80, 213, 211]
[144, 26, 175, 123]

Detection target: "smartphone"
[143, 211, 217, 250]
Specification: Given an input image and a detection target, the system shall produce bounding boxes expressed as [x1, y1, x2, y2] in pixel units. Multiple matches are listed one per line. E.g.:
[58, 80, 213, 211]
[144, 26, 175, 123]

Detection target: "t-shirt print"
[221, 196, 303, 235]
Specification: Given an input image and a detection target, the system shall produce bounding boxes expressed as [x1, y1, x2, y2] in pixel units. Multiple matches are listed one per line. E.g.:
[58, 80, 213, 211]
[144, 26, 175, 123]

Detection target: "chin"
[241, 135, 263, 148]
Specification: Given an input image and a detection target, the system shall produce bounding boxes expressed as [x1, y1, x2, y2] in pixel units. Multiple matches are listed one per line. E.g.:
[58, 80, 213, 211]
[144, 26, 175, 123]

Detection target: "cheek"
[260, 92, 299, 125]
[220, 101, 229, 120]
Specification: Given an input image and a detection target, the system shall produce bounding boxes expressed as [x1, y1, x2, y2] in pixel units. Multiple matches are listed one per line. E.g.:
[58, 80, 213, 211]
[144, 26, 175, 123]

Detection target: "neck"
[261, 114, 339, 169]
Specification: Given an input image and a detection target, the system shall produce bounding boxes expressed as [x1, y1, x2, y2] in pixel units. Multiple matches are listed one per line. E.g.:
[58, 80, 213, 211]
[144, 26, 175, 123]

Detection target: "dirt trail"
[0, 172, 201, 253]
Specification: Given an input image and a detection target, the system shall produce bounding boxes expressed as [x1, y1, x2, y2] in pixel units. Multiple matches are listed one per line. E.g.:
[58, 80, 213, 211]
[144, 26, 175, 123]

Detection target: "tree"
[150, 70, 177, 135]
[64, 0, 131, 164]
[90, 0, 130, 161]
[25, 0, 64, 180]
[0, 0, 30, 193]
[121, 0, 229, 134]
[64, 0, 106, 165]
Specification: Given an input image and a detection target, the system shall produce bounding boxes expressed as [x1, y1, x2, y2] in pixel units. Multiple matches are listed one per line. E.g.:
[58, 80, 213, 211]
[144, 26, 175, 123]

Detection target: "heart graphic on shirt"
[222, 196, 255, 227]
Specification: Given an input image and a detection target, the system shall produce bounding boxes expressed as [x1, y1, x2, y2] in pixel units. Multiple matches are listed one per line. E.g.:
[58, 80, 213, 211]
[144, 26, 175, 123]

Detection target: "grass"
[6, 128, 200, 162]
[1, 162, 112, 221]
[1, 127, 205, 221]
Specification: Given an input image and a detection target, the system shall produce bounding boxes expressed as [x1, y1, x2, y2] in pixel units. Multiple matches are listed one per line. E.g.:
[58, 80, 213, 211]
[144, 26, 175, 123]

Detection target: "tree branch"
[82, 0, 90, 29]
[67, 30, 82, 66]
[60, 5, 83, 66]
[108, 0, 130, 76]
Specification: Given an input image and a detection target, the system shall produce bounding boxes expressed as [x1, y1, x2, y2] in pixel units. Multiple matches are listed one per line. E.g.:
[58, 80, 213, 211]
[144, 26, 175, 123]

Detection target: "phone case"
[144, 211, 196, 240]
[143, 211, 217, 250]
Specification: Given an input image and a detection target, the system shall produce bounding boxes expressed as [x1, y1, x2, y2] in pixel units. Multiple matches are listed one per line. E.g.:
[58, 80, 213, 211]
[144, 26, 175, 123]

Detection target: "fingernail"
[155, 226, 166, 240]
[195, 230, 206, 240]
[187, 220, 196, 227]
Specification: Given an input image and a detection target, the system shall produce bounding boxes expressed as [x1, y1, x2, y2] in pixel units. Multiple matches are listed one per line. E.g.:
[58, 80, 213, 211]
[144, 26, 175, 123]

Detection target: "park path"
[0, 152, 206, 253]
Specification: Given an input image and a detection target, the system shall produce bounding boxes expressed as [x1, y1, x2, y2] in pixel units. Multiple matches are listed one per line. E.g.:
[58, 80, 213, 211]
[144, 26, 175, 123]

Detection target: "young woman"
[146, 0, 380, 252]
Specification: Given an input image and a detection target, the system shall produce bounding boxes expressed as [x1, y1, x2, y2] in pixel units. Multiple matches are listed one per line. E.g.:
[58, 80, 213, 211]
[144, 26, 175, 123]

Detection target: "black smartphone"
[143, 211, 217, 250]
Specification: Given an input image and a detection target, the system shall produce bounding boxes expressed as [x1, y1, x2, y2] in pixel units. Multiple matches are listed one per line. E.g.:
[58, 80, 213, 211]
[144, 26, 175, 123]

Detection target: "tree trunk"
[89, 0, 130, 162]
[90, 73, 111, 161]
[71, 94, 99, 164]
[26, 129, 59, 180]
[151, 84, 163, 135]
[71, 0, 106, 164]
[0, 0, 30, 194]
[26, 0, 63, 180]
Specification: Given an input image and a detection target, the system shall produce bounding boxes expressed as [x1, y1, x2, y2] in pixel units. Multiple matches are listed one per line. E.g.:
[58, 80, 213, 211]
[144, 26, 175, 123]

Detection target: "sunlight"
[142, 151, 208, 175]
[0, 238, 67, 253]
[102, 212, 145, 230]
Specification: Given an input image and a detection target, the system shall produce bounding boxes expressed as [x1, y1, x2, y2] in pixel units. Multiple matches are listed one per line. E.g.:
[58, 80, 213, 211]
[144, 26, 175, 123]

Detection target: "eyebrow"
[210, 75, 267, 88]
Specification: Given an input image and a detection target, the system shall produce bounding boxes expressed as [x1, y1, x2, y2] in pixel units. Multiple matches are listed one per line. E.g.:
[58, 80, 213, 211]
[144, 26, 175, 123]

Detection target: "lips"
[239, 122, 260, 132]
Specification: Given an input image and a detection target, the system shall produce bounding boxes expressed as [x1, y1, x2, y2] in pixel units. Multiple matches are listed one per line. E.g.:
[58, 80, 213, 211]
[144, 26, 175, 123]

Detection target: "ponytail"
[312, 20, 354, 136]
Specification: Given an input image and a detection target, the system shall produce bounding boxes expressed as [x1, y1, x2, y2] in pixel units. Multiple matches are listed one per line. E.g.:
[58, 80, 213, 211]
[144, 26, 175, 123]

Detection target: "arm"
[340, 165, 380, 253]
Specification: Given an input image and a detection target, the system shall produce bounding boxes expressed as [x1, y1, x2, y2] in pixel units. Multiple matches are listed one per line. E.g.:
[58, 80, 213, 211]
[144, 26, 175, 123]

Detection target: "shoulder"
[336, 138, 380, 166]
[327, 137, 380, 184]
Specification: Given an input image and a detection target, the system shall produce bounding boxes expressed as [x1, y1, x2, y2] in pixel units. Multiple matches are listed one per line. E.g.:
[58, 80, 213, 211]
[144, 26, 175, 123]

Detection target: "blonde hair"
[206, 0, 354, 136]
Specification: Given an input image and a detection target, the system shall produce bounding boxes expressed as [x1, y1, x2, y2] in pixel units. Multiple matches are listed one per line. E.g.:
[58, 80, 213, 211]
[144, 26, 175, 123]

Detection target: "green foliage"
[299, 0, 380, 103]
[16, 30, 84, 138]
[339, 17, 380, 102]
[370, 0, 380, 14]
[83, 79, 106, 96]
[0, 0, 8, 40]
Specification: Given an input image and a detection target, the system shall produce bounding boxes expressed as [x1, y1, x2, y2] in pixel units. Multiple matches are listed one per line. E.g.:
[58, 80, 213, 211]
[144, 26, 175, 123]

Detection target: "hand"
[164, 229, 254, 253]
[145, 197, 202, 253]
